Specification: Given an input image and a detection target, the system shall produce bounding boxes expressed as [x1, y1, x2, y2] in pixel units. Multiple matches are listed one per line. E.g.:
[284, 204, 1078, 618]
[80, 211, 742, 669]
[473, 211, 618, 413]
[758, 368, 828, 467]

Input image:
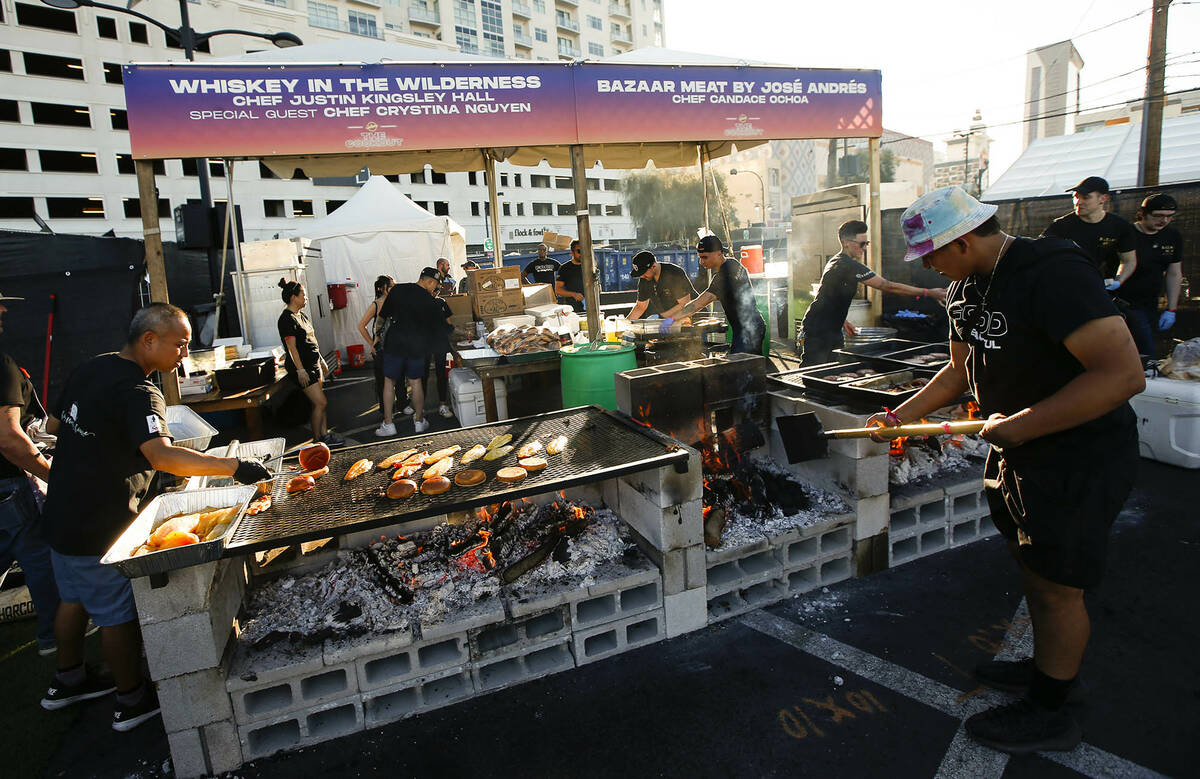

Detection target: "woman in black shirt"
[277, 279, 343, 447]
[356, 275, 396, 416]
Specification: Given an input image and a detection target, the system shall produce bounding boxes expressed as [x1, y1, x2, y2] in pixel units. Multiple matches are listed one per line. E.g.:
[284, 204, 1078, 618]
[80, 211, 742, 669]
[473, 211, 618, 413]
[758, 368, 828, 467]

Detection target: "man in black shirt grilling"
[660, 236, 766, 355]
[871, 186, 1143, 756]
[800, 219, 946, 365]
[626, 250, 697, 321]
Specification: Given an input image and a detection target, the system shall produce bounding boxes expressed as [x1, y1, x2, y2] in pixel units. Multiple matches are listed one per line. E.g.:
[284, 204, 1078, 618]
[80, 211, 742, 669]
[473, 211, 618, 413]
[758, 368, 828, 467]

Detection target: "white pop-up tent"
[298, 175, 467, 356]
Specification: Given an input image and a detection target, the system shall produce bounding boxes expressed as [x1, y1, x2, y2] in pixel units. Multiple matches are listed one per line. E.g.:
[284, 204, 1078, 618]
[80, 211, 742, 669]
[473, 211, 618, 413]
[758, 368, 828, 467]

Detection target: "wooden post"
[1137, 0, 1172, 187]
[867, 137, 883, 325]
[570, 145, 601, 340]
[484, 150, 504, 267]
[135, 158, 181, 404]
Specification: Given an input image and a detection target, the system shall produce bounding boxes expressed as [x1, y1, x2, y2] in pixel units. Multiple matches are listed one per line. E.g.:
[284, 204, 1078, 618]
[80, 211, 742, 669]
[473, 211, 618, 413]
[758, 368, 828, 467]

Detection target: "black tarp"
[0, 230, 144, 406]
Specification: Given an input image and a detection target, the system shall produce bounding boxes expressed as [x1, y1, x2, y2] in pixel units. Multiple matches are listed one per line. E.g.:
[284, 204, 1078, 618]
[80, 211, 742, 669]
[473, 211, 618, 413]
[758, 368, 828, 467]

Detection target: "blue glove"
[658, 317, 675, 334]
[1105, 279, 1122, 291]
[1158, 310, 1176, 330]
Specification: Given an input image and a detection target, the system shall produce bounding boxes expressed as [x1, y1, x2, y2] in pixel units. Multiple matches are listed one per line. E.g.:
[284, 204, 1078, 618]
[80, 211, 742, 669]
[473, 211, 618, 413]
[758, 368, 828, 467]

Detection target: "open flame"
[965, 400, 982, 420]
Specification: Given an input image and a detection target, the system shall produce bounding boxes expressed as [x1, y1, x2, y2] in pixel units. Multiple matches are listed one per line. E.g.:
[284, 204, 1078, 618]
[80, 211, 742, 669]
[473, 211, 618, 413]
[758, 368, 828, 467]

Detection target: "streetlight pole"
[953, 129, 973, 195]
[730, 168, 766, 231]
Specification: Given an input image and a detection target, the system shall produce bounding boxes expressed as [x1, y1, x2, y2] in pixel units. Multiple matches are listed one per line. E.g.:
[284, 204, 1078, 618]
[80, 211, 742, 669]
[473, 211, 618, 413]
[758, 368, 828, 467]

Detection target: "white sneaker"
[413, 418, 430, 433]
[375, 422, 397, 437]
[402, 405, 415, 416]
[438, 404, 453, 418]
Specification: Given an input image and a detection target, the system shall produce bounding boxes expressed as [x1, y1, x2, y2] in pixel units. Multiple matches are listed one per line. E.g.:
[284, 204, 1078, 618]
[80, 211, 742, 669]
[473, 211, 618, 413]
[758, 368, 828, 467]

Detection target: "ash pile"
[702, 451, 848, 551]
[889, 403, 990, 487]
[237, 497, 638, 649]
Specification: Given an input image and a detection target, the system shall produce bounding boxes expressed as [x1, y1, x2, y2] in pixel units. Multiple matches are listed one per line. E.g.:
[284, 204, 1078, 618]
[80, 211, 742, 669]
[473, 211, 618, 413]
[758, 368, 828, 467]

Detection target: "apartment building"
[0, 0, 665, 249]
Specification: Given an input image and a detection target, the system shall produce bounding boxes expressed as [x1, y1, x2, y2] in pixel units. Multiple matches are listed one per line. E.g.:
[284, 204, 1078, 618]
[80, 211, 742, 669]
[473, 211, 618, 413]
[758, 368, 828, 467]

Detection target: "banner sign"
[123, 62, 880, 159]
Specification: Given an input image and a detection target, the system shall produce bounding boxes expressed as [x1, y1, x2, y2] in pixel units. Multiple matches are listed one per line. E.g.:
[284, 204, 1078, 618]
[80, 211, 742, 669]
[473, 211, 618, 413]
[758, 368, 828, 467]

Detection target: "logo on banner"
[345, 127, 405, 150]
[723, 114, 764, 138]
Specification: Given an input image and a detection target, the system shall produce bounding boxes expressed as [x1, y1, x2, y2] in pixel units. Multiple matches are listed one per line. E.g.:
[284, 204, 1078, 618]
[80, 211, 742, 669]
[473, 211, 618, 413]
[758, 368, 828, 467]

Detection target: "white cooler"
[1130, 376, 1200, 469]
[449, 368, 508, 426]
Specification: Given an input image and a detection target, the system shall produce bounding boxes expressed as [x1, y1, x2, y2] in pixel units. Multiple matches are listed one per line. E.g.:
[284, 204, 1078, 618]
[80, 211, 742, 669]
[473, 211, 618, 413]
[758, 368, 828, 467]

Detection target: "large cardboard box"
[521, 283, 556, 309]
[442, 294, 474, 320]
[470, 266, 525, 318]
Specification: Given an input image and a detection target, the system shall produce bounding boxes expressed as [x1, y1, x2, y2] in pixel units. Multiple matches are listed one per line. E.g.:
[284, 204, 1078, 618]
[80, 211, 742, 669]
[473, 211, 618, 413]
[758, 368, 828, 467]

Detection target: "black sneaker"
[41, 669, 117, 710]
[965, 698, 1082, 755]
[974, 657, 1035, 693]
[320, 433, 346, 448]
[112, 686, 161, 732]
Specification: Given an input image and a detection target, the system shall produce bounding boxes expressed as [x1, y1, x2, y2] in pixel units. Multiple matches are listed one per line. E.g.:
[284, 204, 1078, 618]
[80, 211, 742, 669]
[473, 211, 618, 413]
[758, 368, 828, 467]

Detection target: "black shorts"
[984, 437, 1137, 589]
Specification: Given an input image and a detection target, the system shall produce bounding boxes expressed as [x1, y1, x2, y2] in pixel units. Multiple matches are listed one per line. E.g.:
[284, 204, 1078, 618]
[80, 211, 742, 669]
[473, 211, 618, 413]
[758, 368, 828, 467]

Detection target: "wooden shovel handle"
[825, 420, 987, 440]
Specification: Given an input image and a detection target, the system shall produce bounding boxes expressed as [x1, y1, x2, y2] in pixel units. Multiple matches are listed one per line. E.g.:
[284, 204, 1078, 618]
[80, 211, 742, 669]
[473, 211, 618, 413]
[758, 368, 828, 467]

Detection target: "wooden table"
[180, 369, 291, 439]
[471, 359, 561, 422]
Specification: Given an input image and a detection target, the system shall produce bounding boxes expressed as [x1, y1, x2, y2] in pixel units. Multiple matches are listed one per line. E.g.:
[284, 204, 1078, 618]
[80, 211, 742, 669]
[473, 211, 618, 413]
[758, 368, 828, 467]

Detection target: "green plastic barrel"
[560, 342, 637, 410]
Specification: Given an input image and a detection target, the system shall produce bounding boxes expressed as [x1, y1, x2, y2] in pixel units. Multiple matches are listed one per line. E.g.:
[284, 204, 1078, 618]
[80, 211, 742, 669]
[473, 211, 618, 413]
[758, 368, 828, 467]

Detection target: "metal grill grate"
[224, 406, 689, 554]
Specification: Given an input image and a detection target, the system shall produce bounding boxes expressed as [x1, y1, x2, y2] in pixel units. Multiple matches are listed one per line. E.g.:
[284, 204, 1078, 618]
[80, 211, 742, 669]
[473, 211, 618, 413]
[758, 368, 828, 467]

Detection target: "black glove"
[233, 458, 272, 485]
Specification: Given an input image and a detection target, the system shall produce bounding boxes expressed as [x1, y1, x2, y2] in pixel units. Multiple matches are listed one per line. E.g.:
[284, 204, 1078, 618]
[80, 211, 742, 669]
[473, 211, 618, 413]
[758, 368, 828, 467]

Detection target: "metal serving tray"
[877, 343, 952, 369]
[840, 368, 939, 405]
[223, 406, 691, 555]
[101, 486, 257, 578]
[768, 362, 890, 393]
[194, 438, 287, 491]
[834, 337, 925, 359]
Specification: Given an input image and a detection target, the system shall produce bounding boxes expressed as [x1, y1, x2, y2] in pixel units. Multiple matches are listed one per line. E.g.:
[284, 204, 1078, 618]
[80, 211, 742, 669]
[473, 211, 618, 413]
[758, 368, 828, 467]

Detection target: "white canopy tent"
[298, 175, 467, 355]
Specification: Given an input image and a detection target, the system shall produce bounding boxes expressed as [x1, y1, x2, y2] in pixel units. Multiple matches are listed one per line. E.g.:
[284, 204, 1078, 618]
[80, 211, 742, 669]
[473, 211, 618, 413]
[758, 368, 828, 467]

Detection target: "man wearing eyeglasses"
[1121, 193, 1182, 356]
[800, 220, 945, 365]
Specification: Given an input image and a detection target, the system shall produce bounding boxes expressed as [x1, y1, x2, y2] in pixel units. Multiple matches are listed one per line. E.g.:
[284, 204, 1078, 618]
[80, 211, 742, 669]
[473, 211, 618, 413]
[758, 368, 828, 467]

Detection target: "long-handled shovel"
[776, 412, 986, 464]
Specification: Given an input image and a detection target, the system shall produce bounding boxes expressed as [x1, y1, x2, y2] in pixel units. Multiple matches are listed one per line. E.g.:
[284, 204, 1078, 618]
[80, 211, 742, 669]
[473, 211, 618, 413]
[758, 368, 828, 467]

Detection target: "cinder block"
[705, 546, 783, 599]
[201, 719, 243, 776]
[354, 632, 468, 692]
[890, 533, 920, 567]
[362, 665, 475, 729]
[231, 660, 357, 726]
[950, 488, 987, 517]
[469, 606, 570, 662]
[572, 571, 662, 629]
[130, 559, 221, 626]
[664, 587, 706, 637]
[854, 532, 889, 576]
[472, 637, 574, 693]
[571, 608, 666, 665]
[950, 515, 982, 547]
[889, 486, 945, 513]
[157, 667, 233, 732]
[420, 597, 507, 641]
[617, 478, 702, 552]
[240, 713, 301, 761]
[852, 493, 889, 540]
[707, 578, 788, 624]
[144, 557, 243, 681]
[659, 546, 686, 596]
[615, 362, 705, 443]
[324, 627, 414, 667]
[227, 641, 324, 692]
[167, 726, 208, 779]
[784, 565, 822, 595]
[692, 353, 767, 404]
[704, 533, 768, 565]
[943, 471, 986, 498]
[919, 525, 949, 555]
[819, 551, 854, 586]
[302, 695, 363, 745]
[339, 523, 407, 550]
[831, 452, 889, 498]
[617, 448, 703, 511]
[684, 544, 706, 590]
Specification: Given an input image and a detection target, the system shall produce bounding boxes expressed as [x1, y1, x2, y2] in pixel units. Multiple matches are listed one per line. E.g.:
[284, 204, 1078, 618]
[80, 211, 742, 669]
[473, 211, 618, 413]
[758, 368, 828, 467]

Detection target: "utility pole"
[1138, 0, 1171, 187]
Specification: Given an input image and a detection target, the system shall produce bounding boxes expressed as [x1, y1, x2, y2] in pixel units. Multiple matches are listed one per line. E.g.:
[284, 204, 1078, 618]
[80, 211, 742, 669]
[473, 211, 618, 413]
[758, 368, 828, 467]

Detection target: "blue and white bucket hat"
[901, 186, 998, 262]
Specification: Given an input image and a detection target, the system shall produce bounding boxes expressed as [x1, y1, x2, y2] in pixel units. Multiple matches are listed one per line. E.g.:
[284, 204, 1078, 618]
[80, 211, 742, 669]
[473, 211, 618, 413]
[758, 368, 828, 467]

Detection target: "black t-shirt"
[802, 253, 876, 334]
[946, 237, 1135, 464]
[706, 259, 765, 336]
[378, 283, 444, 358]
[431, 297, 453, 353]
[1042, 212, 1136, 278]
[42, 353, 170, 556]
[1122, 225, 1182, 308]
[277, 309, 320, 373]
[636, 262, 697, 316]
[524, 258, 561, 286]
[0, 353, 38, 480]
[556, 261, 585, 312]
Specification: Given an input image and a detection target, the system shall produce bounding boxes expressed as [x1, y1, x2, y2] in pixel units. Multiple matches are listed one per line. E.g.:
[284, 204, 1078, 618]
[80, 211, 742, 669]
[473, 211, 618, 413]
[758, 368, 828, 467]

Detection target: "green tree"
[618, 170, 740, 244]
[840, 149, 896, 185]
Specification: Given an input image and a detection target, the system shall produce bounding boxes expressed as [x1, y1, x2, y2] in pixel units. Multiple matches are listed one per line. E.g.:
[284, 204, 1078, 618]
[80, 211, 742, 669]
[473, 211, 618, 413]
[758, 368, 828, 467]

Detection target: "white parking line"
[740, 609, 1166, 779]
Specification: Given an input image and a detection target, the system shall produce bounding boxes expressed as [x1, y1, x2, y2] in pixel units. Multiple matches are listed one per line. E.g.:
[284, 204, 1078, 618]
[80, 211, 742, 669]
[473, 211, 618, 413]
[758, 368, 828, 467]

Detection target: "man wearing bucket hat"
[800, 219, 948, 366]
[0, 289, 62, 658]
[659, 235, 766, 354]
[1042, 176, 1137, 287]
[869, 186, 1144, 755]
[625, 250, 697, 321]
[1123, 193, 1182, 356]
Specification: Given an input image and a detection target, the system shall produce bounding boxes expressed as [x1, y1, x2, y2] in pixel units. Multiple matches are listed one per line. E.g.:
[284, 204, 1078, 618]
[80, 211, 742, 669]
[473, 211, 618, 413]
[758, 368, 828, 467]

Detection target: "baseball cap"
[0, 291, 24, 302]
[696, 235, 723, 253]
[418, 266, 440, 281]
[1140, 193, 1177, 212]
[630, 250, 656, 277]
[900, 186, 998, 262]
[461, 260, 480, 270]
[1067, 176, 1109, 195]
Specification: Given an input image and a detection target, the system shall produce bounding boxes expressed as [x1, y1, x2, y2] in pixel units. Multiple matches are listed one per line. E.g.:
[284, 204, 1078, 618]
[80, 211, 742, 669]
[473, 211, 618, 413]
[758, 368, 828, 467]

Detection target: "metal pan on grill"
[875, 343, 952, 369]
[834, 337, 924, 360]
[100, 485, 257, 578]
[837, 368, 939, 405]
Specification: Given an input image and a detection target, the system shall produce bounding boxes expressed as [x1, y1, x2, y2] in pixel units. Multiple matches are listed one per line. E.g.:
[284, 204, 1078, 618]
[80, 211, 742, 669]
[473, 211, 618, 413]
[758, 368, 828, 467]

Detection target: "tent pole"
[223, 159, 251, 342]
[570, 145, 601, 340]
[867, 136, 883, 325]
[700, 144, 710, 233]
[135, 158, 180, 405]
[484, 150, 503, 267]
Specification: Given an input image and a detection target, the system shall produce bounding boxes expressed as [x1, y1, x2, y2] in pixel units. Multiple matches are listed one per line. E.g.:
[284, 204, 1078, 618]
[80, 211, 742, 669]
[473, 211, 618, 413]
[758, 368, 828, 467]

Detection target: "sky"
[663, 0, 1200, 181]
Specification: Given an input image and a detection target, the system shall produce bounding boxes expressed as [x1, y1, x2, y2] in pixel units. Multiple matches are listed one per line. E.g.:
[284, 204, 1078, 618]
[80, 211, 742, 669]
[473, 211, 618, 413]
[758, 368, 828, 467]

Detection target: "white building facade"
[0, 0, 665, 249]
